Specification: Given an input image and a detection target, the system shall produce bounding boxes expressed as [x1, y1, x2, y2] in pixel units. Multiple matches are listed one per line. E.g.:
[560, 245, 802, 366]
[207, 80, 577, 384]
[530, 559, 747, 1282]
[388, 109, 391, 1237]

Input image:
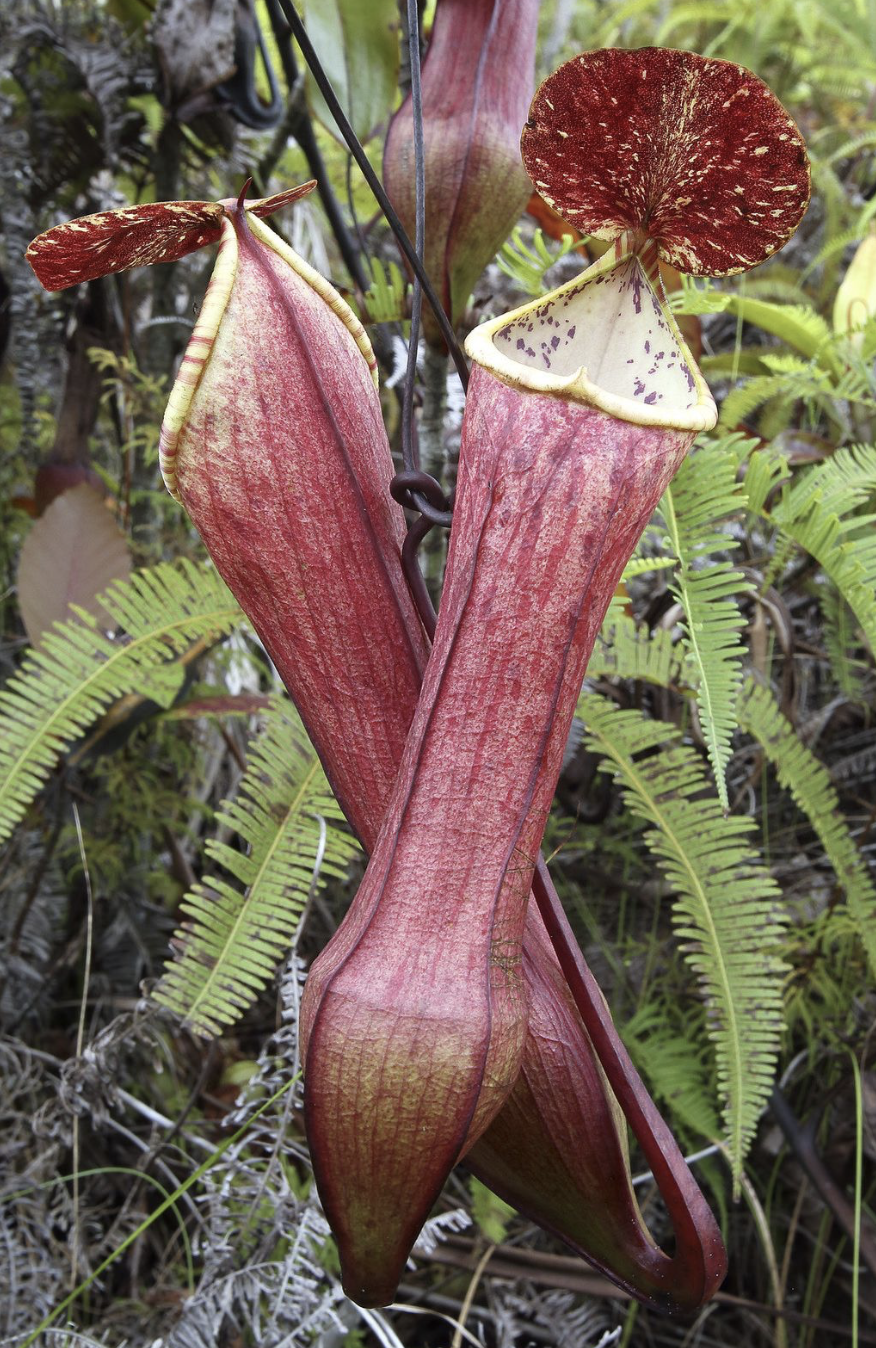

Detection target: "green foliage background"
[0, 0, 874, 1344]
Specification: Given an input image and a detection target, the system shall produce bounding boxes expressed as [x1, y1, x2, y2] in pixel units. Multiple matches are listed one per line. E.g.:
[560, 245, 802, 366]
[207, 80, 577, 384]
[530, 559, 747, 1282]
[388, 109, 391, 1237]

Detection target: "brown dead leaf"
[17, 483, 131, 645]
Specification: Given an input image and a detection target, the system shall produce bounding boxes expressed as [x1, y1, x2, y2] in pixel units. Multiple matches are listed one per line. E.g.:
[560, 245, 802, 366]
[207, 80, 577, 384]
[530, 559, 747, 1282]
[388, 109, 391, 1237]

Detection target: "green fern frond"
[586, 611, 684, 690]
[728, 299, 836, 369]
[667, 274, 726, 316]
[621, 555, 677, 579]
[731, 277, 811, 306]
[744, 442, 791, 515]
[360, 256, 409, 324]
[803, 64, 875, 100]
[821, 585, 870, 700]
[154, 701, 361, 1037]
[495, 225, 581, 297]
[657, 441, 753, 810]
[579, 692, 787, 1188]
[824, 129, 876, 166]
[653, 0, 737, 47]
[597, 0, 666, 45]
[773, 507, 876, 659]
[737, 680, 876, 975]
[831, 366, 876, 406]
[624, 1007, 723, 1141]
[0, 561, 241, 845]
[669, 285, 837, 368]
[717, 367, 829, 430]
[800, 223, 876, 282]
[778, 441, 876, 518]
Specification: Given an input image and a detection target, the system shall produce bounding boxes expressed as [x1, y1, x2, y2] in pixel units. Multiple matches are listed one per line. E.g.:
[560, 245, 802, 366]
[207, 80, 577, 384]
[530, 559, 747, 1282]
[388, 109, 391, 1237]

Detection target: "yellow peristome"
[158, 203, 379, 503]
[465, 243, 717, 435]
[159, 217, 239, 501]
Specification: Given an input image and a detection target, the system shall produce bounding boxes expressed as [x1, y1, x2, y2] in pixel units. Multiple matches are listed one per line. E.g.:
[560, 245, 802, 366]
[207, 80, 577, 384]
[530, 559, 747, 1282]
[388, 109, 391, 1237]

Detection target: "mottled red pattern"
[521, 47, 810, 276]
[26, 201, 225, 291]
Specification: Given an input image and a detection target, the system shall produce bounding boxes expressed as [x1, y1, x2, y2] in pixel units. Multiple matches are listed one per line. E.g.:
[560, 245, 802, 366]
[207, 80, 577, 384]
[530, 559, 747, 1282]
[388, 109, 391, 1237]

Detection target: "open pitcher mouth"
[465, 243, 717, 433]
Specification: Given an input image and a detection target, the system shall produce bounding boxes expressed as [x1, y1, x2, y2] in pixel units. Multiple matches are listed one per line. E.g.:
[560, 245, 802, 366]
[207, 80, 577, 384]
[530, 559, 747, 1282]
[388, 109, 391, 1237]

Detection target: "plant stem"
[276, 0, 468, 388]
[419, 344, 448, 483]
[418, 344, 450, 594]
[263, 0, 369, 295]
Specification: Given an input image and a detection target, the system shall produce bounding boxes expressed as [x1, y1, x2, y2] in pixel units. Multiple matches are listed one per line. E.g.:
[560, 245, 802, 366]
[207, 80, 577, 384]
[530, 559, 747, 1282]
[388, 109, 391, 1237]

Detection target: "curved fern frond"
[586, 610, 684, 689]
[154, 701, 361, 1038]
[718, 364, 832, 431]
[623, 1005, 722, 1142]
[766, 444, 876, 657]
[776, 508, 876, 656]
[579, 692, 787, 1188]
[824, 128, 876, 166]
[657, 440, 753, 810]
[778, 441, 876, 519]
[744, 443, 791, 516]
[822, 585, 870, 700]
[621, 555, 677, 579]
[670, 284, 838, 368]
[495, 225, 581, 297]
[737, 680, 876, 975]
[727, 298, 836, 369]
[0, 561, 241, 845]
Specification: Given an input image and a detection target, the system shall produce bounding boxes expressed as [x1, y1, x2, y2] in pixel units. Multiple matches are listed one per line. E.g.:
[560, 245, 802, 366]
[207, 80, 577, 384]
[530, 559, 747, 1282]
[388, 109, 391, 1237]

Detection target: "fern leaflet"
[821, 585, 869, 700]
[657, 440, 752, 810]
[0, 561, 241, 845]
[623, 1005, 722, 1142]
[738, 680, 876, 976]
[586, 610, 684, 690]
[777, 440, 876, 519]
[772, 495, 876, 657]
[579, 692, 787, 1188]
[154, 701, 361, 1037]
[718, 364, 832, 431]
[495, 225, 581, 297]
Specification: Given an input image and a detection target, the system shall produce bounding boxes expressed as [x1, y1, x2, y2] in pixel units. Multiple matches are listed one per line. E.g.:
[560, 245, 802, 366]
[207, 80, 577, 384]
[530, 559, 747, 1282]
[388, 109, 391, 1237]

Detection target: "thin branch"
[400, 0, 425, 477]
[275, 0, 469, 388]
[262, 0, 369, 294]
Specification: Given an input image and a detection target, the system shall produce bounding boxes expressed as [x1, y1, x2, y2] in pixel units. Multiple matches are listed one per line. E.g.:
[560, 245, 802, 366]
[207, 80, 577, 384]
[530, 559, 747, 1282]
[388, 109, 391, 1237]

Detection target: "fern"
[621, 554, 677, 579]
[781, 512, 876, 655]
[824, 128, 876, 166]
[822, 584, 870, 699]
[359, 256, 408, 325]
[656, 439, 753, 810]
[737, 680, 876, 976]
[154, 701, 361, 1038]
[717, 362, 832, 431]
[670, 283, 838, 368]
[744, 442, 791, 516]
[777, 440, 876, 518]
[623, 1006, 723, 1141]
[579, 692, 787, 1187]
[728, 298, 836, 368]
[0, 560, 241, 845]
[495, 225, 581, 297]
[586, 609, 684, 690]
[768, 446, 876, 655]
